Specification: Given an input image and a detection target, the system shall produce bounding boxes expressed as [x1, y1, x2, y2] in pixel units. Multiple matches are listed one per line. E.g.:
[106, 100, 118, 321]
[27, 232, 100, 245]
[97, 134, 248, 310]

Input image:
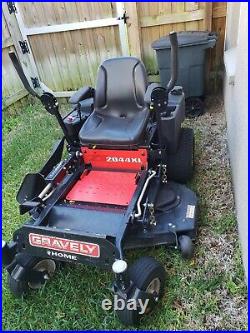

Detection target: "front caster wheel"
[178, 235, 194, 259]
[7, 273, 28, 298]
[7, 258, 56, 297]
[115, 256, 166, 326]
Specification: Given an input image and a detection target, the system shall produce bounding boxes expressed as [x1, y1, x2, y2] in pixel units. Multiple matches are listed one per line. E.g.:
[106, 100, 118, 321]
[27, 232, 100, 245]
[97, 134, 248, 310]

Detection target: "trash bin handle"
[208, 31, 218, 40]
[205, 39, 217, 49]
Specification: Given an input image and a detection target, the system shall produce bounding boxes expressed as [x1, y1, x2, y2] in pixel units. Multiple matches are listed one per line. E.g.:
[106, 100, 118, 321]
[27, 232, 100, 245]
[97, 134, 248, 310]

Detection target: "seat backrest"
[94, 57, 148, 116]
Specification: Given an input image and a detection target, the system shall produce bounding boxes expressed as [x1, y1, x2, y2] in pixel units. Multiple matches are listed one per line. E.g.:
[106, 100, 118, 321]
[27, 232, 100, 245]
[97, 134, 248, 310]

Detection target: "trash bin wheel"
[185, 97, 204, 118]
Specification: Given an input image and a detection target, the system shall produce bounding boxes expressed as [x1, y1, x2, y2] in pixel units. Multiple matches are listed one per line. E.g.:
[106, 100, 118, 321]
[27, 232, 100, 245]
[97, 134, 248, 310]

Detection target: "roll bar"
[8, 51, 74, 145]
[166, 31, 178, 93]
[8, 51, 40, 98]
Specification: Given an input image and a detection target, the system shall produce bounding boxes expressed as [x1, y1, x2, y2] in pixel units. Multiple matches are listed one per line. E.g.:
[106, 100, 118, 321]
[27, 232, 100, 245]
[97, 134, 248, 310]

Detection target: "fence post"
[201, 2, 213, 93]
[116, 2, 129, 56]
[124, 2, 142, 59]
[2, 2, 50, 94]
[202, 2, 213, 30]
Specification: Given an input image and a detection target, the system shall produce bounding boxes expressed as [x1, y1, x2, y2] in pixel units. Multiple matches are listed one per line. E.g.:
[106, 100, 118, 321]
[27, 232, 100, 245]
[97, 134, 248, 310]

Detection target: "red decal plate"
[81, 147, 148, 171]
[29, 233, 100, 258]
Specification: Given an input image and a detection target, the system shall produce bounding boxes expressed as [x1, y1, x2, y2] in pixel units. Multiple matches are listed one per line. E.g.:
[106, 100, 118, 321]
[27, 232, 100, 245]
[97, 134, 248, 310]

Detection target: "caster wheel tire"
[178, 235, 194, 259]
[7, 258, 57, 297]
[185, 97, 204, 118]
[116, 256, 166, 326]
[7, 273, 29, 298]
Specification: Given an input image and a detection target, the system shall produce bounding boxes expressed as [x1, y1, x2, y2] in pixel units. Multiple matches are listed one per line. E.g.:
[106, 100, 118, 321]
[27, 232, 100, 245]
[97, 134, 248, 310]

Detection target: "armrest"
[144, 83, 162, 104]
[69, 86, 95, 105]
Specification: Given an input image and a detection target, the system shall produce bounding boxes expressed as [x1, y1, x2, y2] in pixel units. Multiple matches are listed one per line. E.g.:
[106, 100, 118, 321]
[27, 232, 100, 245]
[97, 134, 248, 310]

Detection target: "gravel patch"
[183, 96, 248, 330]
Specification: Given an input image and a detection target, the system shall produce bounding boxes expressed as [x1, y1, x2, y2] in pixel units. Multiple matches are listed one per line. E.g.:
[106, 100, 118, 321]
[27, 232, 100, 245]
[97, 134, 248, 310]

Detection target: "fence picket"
[2, 2, 227, 107]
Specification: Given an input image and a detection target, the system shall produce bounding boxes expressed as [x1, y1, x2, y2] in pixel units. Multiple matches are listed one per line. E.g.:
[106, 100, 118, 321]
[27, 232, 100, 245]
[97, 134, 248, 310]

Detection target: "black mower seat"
[79, 57, 149, 147]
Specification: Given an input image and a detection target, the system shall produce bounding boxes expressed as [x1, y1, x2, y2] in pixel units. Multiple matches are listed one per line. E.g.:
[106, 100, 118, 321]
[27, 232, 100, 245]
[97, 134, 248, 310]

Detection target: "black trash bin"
[152, 31, 217, 116]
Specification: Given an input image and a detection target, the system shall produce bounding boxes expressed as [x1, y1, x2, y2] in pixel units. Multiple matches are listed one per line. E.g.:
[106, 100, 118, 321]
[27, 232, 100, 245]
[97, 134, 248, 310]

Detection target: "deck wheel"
[178, 235, 194, 259]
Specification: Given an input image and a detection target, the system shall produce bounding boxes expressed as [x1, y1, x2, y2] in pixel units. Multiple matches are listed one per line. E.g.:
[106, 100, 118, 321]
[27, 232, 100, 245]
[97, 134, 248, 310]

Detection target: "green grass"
[2, 102, 247, 330]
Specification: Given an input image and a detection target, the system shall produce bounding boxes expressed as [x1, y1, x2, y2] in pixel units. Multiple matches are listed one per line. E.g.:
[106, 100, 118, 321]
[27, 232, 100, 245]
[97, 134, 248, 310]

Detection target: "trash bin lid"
[152, 31, 217, 49]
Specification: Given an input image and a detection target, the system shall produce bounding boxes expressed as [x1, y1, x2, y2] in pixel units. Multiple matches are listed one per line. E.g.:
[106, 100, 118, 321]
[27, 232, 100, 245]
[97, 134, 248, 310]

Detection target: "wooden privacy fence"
[2, 2, 227, 108]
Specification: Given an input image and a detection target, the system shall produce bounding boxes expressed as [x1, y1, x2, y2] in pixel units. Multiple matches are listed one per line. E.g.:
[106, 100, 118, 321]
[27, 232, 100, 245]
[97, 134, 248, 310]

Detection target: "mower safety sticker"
[186, 205, 195, 219]
[29, 233, 100, 258]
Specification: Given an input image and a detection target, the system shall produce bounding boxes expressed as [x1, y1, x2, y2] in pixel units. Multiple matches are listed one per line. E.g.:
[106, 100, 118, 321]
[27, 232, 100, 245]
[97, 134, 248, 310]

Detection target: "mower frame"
[3, 31, 198, 326]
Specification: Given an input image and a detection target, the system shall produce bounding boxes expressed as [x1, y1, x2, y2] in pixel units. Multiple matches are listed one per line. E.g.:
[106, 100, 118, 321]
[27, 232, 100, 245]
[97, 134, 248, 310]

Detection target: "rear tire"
[167, 128, 194, 183]
[116, 256, 166, 326]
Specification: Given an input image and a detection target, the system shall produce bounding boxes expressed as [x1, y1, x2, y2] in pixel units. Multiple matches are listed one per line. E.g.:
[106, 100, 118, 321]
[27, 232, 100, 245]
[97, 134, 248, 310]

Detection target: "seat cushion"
[79, 107, 150, 147]
[79, 57, 149, 148]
